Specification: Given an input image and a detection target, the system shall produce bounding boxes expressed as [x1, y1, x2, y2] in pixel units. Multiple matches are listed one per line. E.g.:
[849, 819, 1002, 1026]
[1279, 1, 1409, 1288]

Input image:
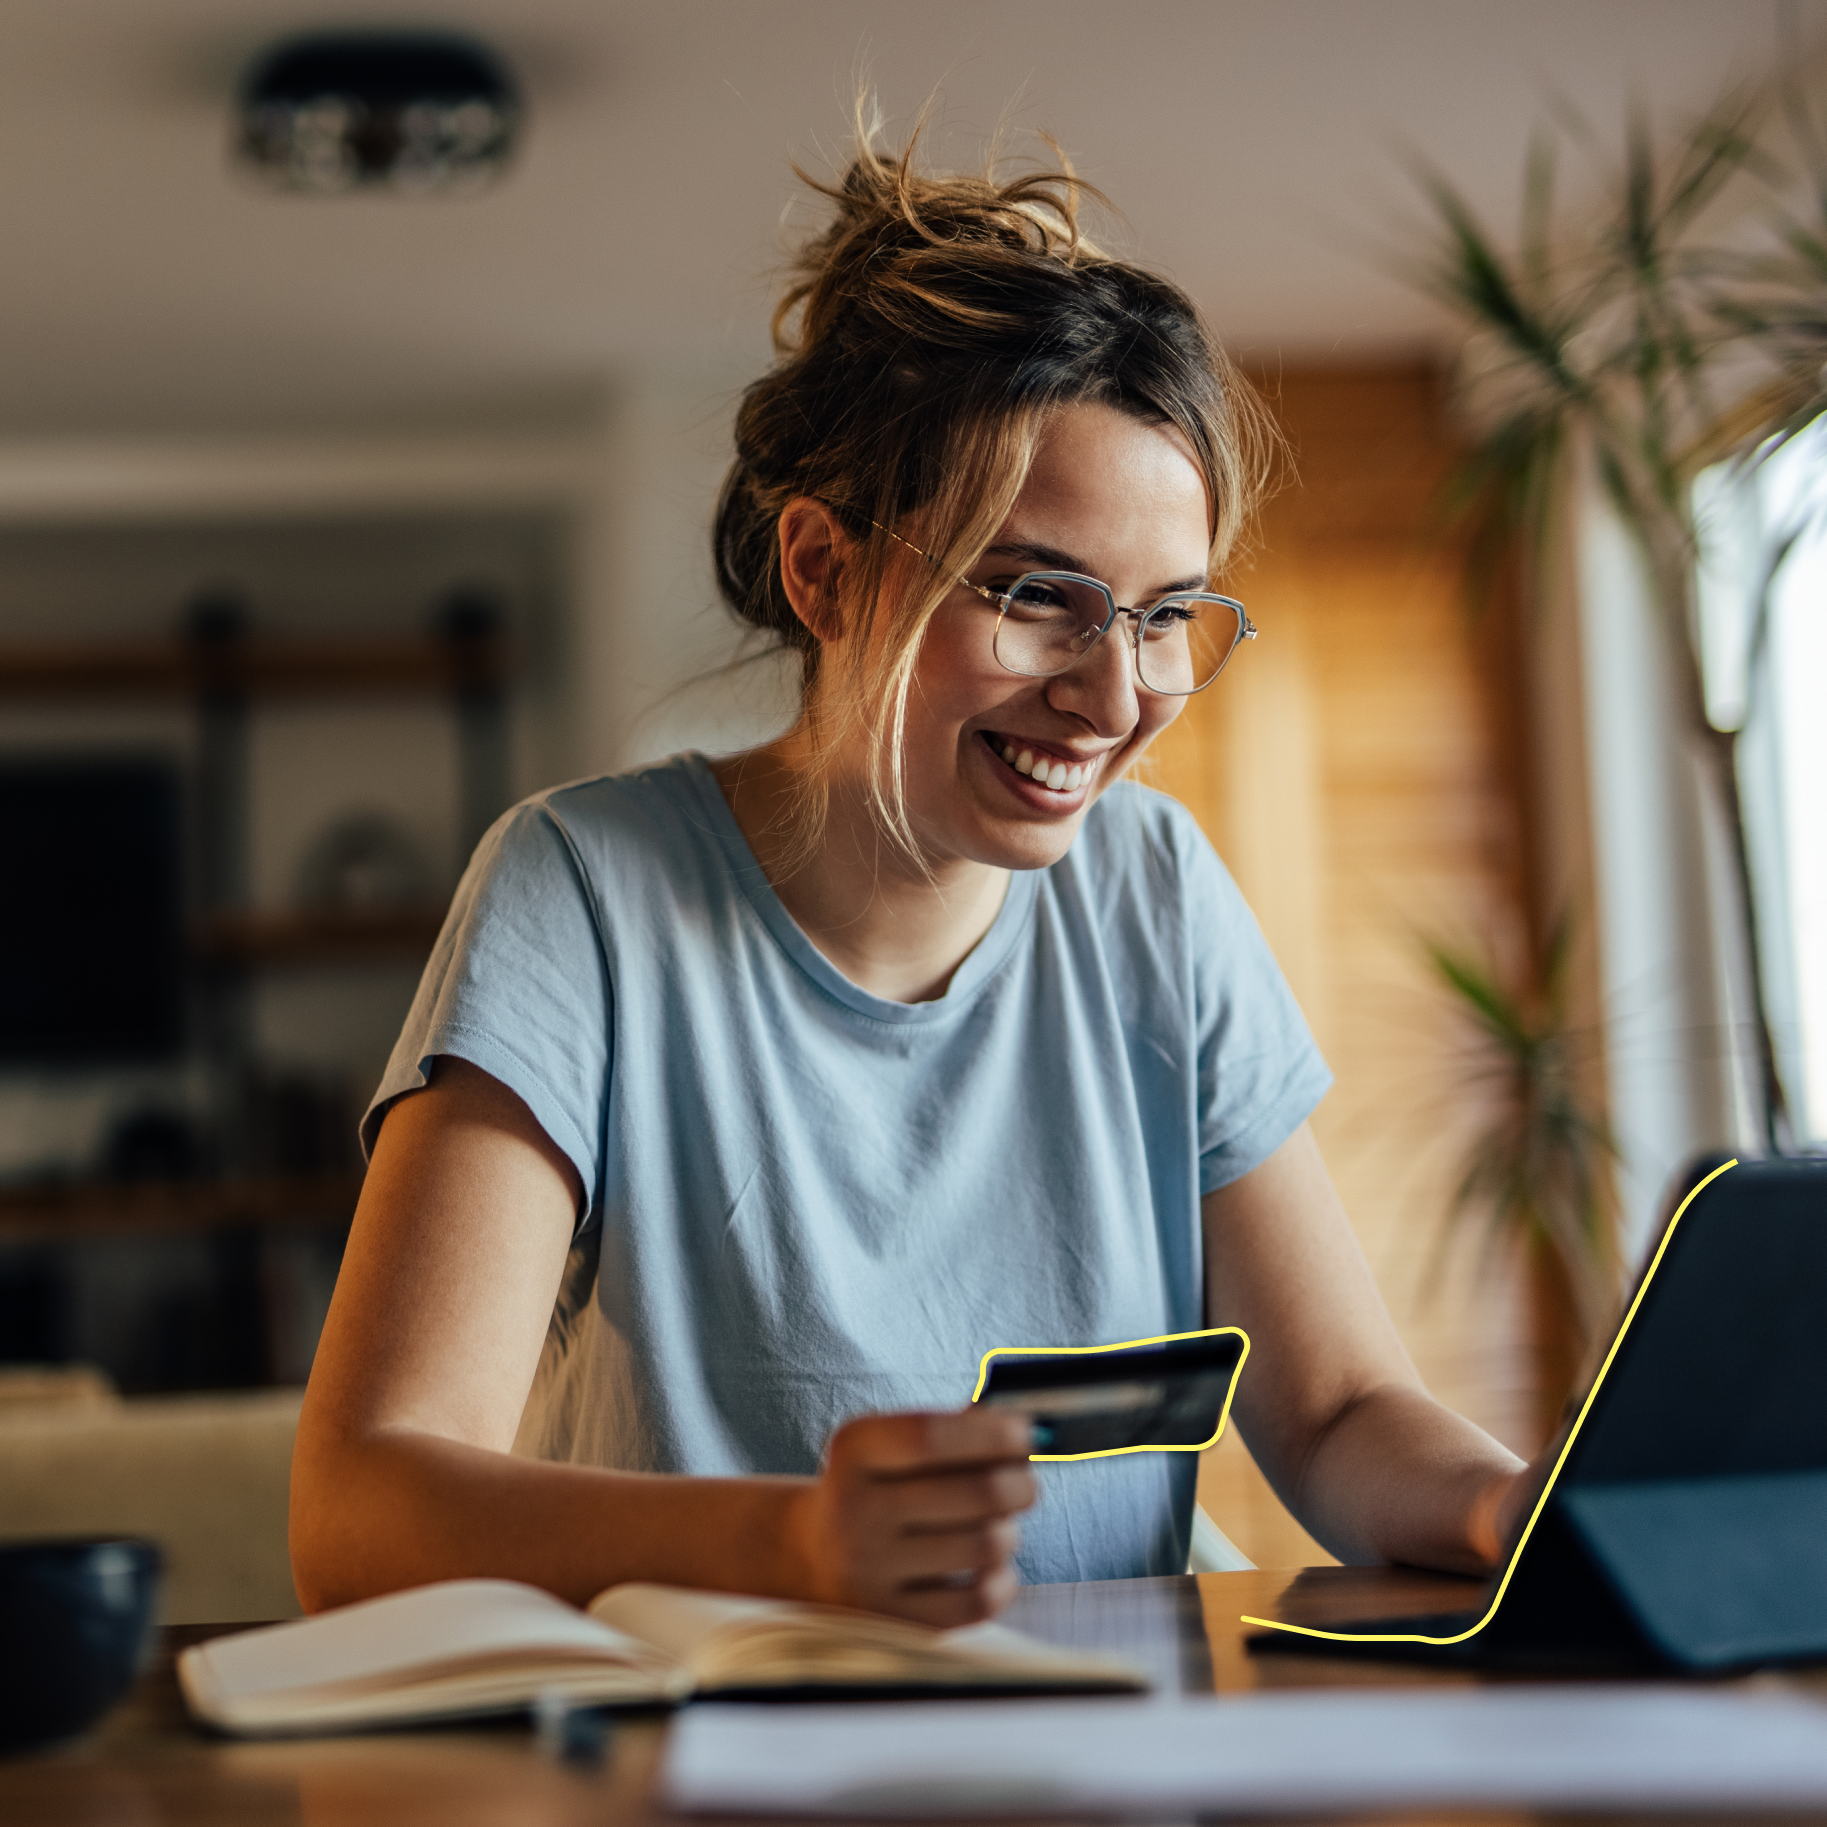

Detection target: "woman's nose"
[1046, 616, 1142, 734]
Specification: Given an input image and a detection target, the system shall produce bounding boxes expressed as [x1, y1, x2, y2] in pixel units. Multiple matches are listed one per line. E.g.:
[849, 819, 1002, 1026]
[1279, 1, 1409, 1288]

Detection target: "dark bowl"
[0, 1538, 162, 1754]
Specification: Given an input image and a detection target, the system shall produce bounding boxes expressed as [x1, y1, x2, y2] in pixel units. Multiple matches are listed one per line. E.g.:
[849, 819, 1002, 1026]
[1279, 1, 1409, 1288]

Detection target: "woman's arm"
[1202, 1123, 1527, 1574]
[290, 1057, 1035, 1623]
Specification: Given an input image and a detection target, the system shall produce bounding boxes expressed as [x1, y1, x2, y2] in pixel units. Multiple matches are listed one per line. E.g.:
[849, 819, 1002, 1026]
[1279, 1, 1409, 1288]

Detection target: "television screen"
[0, 757, 185, 1065]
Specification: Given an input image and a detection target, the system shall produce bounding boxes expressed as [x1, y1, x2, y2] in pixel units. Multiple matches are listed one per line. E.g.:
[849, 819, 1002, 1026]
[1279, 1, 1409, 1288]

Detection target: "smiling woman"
[289, 124, 1538, 1628]
[716, 406, 1218, 992]
[710, 140, 1266, 882]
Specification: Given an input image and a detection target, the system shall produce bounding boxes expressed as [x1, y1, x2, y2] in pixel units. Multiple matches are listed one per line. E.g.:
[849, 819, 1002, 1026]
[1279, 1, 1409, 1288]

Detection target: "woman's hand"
[783, 1409, 1038, 1626]
[1483, 1414, 1580, 1570]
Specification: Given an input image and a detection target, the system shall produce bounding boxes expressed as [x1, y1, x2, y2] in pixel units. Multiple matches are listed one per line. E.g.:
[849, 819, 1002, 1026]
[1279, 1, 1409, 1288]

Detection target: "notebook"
[178, 1580, 1147, 1736]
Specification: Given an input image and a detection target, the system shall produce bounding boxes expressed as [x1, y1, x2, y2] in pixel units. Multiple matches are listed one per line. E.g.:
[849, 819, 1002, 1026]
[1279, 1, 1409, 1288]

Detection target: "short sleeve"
[1175, 811, 1332, 1193]
[361, 800, 611, 1221]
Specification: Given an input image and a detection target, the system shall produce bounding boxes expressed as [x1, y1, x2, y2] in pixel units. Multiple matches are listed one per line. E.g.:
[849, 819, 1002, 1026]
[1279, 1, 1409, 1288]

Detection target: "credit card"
[974, 1330, 1247, 1458]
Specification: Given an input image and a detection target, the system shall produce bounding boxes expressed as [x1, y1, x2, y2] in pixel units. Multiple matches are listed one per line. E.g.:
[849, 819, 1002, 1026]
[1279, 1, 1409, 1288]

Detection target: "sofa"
[0, 1368, 303, 1623]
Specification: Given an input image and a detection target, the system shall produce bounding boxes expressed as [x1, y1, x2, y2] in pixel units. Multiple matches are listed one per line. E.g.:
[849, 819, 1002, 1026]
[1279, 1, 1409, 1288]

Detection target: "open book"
[177, 1580, 1148, 1736]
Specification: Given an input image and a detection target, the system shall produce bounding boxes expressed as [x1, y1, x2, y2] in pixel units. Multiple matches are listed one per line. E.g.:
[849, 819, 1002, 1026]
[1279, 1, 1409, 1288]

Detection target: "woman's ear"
[776, 498, 849, 645]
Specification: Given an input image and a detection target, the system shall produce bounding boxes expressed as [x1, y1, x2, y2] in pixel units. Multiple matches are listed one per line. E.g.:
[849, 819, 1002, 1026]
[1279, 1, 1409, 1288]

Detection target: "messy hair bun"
[715, 122, 1271, 860]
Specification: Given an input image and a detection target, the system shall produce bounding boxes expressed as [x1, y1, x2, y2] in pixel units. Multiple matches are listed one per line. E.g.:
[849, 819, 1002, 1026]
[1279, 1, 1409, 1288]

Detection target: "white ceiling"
[0, 0, 1819, 434]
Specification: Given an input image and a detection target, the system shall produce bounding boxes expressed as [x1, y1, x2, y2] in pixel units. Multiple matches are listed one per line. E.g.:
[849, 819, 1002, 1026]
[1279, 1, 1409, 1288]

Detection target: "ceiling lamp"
[237, 31, 520, 194]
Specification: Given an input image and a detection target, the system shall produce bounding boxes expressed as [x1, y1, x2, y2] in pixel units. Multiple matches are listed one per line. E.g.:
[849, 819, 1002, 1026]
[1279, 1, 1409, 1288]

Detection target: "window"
[1695, 420, 1827, 1146]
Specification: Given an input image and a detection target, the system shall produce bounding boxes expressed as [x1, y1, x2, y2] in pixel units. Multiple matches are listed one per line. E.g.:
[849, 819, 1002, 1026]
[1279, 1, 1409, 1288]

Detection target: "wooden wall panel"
[1160, 367, 1542, 1569]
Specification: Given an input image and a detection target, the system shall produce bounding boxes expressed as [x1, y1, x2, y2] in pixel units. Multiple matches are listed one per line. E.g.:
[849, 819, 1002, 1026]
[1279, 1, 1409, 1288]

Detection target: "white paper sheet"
[661, 1685, 1827, 1816]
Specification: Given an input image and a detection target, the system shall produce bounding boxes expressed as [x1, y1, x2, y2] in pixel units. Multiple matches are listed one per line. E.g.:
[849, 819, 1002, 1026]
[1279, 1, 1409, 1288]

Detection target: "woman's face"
[899, 401, 1213, 874]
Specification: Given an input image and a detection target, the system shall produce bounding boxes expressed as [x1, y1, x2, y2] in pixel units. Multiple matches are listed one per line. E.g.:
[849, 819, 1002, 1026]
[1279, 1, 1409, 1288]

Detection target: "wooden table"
[1, 1566, 1817, 1825]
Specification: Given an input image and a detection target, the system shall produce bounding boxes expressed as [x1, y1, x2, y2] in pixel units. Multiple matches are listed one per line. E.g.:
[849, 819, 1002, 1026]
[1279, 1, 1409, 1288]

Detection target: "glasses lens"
[992, 573, 1113, 677]
[1136, 596, 1244, 695]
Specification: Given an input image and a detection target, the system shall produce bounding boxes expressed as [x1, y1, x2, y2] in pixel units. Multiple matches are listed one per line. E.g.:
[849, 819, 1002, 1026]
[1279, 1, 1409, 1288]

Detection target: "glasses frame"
[874, 525, 1256, 696]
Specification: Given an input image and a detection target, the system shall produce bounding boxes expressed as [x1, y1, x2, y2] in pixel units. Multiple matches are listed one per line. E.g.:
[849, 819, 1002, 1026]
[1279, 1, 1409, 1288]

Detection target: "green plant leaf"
[1422, 921, 1619, 1340]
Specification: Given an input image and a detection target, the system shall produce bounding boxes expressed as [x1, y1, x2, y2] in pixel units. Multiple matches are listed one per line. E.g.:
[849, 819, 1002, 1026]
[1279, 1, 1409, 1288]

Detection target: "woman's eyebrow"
[983, 537, 1083, 572]
[982, 540, 1209, 597]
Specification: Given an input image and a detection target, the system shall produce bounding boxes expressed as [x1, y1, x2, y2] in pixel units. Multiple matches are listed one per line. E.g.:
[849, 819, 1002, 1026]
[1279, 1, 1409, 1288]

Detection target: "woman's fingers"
[794, 1407, 1040, 1621]
[890, 1563, 1022, 1630]
[892, 1516, 1023, 1581]
[826, 1407, 1033, 1478]
[869, 1465, 1038, 1531]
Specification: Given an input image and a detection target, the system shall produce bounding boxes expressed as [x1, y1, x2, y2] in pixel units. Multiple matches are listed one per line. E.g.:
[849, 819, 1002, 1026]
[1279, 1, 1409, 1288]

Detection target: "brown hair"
[714, 123, 1273, 864]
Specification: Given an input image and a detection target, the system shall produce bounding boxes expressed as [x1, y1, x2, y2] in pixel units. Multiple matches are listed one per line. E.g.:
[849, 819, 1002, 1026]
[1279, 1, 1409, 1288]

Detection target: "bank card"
[974, 1329, 1247, 1459]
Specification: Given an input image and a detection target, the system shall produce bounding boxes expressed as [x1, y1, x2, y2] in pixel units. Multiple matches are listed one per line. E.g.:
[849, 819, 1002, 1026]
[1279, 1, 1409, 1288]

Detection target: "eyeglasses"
[874, 526, 1255, 696]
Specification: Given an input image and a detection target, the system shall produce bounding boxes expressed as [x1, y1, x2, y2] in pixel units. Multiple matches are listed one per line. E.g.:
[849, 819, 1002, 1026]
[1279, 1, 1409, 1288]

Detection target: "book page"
[587, 1584, 1146, 1692]
[588, 1584, 822, 1667]
[182, 1579, 675, 1730]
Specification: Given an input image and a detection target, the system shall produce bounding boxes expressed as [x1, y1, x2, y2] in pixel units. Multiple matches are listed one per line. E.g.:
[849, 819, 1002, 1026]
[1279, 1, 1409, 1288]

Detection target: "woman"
[291, 137, 1529, 1627]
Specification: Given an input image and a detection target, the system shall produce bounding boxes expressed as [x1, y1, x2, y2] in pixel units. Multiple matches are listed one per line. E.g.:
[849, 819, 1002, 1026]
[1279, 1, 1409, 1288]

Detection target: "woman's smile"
[980, 729, 1105, 799]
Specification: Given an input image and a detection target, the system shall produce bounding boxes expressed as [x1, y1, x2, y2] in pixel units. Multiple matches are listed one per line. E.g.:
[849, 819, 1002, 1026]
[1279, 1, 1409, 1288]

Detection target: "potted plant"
[1411, 82, 1827, 1162]
[1423, 922, 1619, 1425]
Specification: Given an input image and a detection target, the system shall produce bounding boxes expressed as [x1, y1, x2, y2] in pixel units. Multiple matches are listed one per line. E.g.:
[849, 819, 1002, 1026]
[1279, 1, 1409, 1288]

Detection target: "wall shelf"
[0, 449, 562, 1391]
[194, 906, 448, 965]
[0, 634, 507, 700]
[0, 1174, 362, 1242]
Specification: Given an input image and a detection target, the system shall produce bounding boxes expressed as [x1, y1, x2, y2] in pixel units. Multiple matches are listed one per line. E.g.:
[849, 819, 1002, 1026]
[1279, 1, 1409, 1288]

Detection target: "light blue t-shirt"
[365, 752, 1330, 1584]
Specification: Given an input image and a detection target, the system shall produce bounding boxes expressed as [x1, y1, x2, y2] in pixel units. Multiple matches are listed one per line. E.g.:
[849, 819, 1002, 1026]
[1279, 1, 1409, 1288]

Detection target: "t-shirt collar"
[679, 751, 1040, 1025]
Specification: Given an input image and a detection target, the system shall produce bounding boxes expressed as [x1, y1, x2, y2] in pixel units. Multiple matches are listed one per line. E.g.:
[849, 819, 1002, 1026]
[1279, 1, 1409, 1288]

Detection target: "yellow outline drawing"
[970, 1326, 1250, 1462]
[1240, 1157, 1739, 1646]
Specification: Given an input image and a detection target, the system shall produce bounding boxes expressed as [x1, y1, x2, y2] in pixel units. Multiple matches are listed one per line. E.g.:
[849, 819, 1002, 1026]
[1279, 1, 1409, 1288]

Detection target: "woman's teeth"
[998, 741, 1089, 792]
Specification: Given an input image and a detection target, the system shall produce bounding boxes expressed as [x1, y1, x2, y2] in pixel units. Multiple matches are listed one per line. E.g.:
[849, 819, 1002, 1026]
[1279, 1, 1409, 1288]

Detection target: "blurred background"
[0, 1, 1822, 1600]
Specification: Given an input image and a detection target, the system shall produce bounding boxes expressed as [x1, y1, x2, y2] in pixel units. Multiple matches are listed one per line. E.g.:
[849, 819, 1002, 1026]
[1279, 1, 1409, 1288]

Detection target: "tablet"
[1245, 1157, 1827, 1671]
